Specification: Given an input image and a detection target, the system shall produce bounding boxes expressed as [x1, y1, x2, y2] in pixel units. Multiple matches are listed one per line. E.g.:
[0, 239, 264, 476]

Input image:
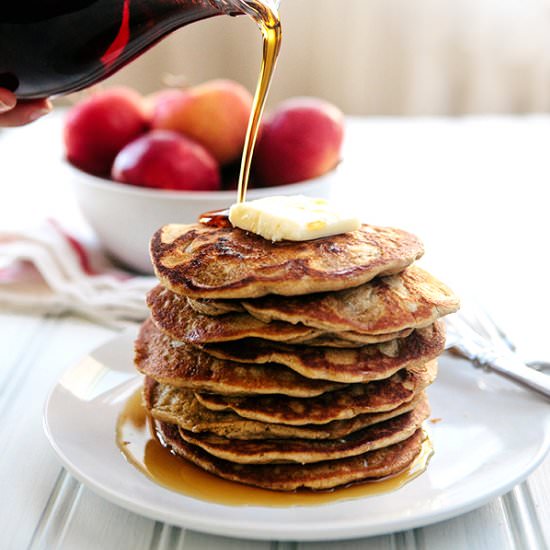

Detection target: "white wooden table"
[1, 113, 549, 550]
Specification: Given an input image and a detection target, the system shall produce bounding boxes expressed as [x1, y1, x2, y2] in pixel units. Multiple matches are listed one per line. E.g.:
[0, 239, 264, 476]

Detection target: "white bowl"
[67, 163, 334, 274]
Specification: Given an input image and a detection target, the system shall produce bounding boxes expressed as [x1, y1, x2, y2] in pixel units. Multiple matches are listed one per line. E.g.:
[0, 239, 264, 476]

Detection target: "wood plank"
[525, 457, 550, 547]
[414, 497, 515, 550]
[179, 531, 272, 550]
[0, 314, 113, 549]
[57, 486, 156, 550]
[299, 534, 396, 549]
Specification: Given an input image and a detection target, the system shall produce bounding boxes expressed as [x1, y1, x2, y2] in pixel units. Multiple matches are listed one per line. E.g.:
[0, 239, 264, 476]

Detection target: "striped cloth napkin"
[0, 219, 155, 328]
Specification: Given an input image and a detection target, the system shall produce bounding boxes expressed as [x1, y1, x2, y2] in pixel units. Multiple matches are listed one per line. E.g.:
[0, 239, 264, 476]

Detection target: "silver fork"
[445, 307, 550, 401]
[467, 305, 550, 374]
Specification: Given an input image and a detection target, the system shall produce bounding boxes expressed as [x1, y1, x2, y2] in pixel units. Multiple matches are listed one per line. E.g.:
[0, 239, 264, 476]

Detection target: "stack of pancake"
[136, 222, 459, 491]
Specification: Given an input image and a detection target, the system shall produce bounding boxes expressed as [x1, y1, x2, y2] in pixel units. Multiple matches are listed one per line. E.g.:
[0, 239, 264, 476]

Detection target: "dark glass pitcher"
[0, 0, 278, 99]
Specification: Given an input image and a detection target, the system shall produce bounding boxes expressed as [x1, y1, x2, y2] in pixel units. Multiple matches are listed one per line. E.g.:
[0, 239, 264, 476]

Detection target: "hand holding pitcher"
[0, 89, 51, 127]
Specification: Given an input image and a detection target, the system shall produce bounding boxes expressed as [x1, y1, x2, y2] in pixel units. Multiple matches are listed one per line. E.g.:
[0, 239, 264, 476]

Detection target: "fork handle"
[477, 353, 550, 400]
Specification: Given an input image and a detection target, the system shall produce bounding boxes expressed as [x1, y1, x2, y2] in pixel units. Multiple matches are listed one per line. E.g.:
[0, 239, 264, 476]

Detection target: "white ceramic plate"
[43, 328, 550, 541]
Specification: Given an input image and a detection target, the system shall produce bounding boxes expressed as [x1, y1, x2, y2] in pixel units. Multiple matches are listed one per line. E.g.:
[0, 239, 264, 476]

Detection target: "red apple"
[147, 88, 190, 123]
[111, 130, 221, 191]
[252, 97, 344, 186]
[151, 79, 253, 165]
[64, 87, 149, 175]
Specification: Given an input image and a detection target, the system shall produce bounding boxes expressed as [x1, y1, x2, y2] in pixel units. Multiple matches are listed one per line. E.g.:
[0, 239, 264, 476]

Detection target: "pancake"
[157, 421, 425, 491]
[296, 335, 402, 348]
[135, 318, 344, 397]
[144, 377, 427, 440]
[190, 265, 459, 334]
[150, 223, 424, 299]
[178, 399, 430, 464]
[296, 329, 412, 345]
[147, 285, 407, 345]
[188, 297, 244, 316]
[195, 360, 437, 425]
[148, 284, 317, 343]
[202, 322, 445, 383]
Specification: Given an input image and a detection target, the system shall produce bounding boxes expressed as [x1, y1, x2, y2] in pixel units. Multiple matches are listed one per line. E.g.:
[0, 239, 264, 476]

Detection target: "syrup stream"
[236, 1, 282, 203]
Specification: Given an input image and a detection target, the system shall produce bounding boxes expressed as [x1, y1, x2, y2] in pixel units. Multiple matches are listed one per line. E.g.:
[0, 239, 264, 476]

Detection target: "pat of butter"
[229, 195, 360, 242]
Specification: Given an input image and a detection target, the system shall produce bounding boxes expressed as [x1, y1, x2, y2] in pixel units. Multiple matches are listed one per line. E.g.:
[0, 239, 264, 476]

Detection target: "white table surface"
[1, 113, 549, 549]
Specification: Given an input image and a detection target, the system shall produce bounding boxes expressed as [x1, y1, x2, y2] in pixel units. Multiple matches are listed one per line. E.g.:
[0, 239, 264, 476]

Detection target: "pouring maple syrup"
[199, 0, 281, 229]
[236, 2, 281, 203]
[117, 388, 433, 506]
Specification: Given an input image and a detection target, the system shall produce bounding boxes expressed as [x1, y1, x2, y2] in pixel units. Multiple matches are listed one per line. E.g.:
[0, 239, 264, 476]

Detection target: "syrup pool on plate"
[116, 389, 434, 507]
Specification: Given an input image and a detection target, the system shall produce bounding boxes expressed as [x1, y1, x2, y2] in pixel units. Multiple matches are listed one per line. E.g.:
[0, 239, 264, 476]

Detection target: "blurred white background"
[95, 0, 550, 116]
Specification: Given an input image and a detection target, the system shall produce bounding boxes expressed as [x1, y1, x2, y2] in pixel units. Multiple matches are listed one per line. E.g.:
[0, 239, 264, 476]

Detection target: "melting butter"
[229, 195, 360, 242]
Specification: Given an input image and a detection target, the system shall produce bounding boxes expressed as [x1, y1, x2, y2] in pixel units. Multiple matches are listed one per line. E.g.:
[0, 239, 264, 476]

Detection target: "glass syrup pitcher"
[0, 0, 279, 99]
